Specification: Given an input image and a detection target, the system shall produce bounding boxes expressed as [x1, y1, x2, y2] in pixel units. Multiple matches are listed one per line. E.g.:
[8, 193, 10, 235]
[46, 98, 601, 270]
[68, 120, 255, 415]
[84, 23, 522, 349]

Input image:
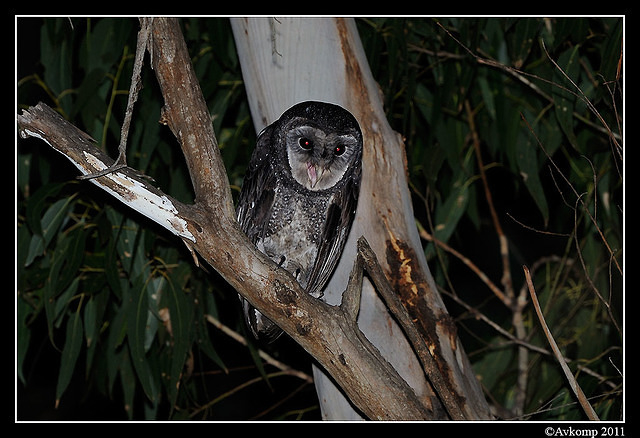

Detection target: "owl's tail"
[240, 296, 284, 343]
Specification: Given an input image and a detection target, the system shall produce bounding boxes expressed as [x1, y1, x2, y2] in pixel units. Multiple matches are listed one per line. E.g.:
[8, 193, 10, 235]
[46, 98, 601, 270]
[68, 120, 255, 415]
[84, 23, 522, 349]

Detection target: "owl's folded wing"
[235, 125, 277, 241]
[305, 155, 361, 298]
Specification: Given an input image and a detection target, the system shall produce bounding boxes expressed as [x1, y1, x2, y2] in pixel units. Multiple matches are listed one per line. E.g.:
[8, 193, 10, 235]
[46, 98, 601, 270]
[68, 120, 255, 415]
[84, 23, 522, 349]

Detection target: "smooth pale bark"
[231, 17, 491, 420]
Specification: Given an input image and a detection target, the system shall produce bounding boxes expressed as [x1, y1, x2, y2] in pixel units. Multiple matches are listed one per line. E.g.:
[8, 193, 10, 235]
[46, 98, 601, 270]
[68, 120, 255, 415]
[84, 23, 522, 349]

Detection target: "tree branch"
[355, 237, 466, 420]
[524, 265, 599, 421]
[17, 103, 195, 244]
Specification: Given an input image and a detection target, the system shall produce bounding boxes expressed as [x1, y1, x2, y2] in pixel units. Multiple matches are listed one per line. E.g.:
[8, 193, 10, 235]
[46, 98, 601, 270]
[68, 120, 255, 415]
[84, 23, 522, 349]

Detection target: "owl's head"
[274, 101, 362, 192]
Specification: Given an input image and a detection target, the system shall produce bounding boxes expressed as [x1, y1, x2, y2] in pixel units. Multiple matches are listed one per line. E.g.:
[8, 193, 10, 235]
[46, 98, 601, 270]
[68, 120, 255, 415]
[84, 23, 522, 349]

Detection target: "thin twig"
[541, 40, 621, 154]
[571, 194, 622, 336]
[188, 370, 300, 419]
[250, 381, 313, 420]
[523, 265, 599, 421]
[435, 21, 622, 144]
[419, 227, 509, 306]
[205, 314, 313, 384]
[520, 114, 621, 278]
[506, 212, 570, 237]
[438, 286, 550, 356]
[435, 21, 552, 103]
[465, 100, 514, 304]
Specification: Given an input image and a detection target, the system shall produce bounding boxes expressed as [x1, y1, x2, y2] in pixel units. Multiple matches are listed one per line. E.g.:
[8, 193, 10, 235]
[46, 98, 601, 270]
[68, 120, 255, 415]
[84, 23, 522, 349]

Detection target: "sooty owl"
[236, 101, 363, 341]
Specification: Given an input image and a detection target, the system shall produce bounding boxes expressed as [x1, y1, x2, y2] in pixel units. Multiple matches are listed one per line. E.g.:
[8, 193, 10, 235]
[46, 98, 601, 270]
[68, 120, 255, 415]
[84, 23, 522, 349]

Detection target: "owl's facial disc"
[286, 124, 357, 191]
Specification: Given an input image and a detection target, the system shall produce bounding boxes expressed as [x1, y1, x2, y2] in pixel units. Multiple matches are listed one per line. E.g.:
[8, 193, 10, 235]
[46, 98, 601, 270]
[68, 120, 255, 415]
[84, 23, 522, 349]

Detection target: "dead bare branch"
[523, 265, 599, 421]
[418, 227, 509, 306]
[204, 314, 313, 384]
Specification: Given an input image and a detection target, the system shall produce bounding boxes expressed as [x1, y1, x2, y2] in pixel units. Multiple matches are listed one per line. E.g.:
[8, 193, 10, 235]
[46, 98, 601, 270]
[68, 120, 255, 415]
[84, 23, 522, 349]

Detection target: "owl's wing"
[236, 126, 283, 341]
[236, 126, 276, 240]
[305, 158, 362, 298]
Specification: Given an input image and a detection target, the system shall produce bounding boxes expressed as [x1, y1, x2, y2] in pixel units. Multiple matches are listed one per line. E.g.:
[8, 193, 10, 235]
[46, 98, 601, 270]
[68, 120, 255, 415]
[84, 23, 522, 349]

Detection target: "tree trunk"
[18, 17, 492, 420]
[230, 17, 491, 420]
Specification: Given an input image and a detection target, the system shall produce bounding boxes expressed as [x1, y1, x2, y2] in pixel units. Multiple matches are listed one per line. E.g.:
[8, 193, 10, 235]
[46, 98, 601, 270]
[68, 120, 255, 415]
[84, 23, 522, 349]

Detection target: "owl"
[236, 101, 363, 341]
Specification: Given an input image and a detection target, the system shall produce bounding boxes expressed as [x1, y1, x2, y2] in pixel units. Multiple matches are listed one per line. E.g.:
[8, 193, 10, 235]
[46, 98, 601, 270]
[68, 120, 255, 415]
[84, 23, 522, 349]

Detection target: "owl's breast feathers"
[258, 184, 337, 293]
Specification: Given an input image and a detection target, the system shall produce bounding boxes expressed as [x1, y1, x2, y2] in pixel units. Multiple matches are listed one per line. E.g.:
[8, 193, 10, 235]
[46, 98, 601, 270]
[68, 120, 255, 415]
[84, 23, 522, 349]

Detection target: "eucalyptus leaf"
[106, 302, 128, 392]
[507, 18, 541, 68]
[17, 297, 33, 385]
[40, 19, 73, 114]
[118, 346, 137, 420]
[126, 274, 158, 401]
[516, 133, 549, 226]
[55, 308, 84, 406]
[552, 45, 581, 150]
[478, 75, 496, 121]
[599, 19, 622, 82]
[425, 177, 470, 260]
[24, 183, 68, 264]
[52, 277, 80, 328]
[43, 228, 85, 341]
[164, 264, 194, 408]
[84, 289, 109, 371]
[41, 197, 75, 247]
[80, 18, 134, 74]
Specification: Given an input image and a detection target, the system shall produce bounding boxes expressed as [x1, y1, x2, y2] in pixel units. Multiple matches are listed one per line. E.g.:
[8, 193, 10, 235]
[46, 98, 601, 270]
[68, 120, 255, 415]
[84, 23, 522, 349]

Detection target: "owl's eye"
[298, 137, 313, 150]
[334, 145, 346, 156]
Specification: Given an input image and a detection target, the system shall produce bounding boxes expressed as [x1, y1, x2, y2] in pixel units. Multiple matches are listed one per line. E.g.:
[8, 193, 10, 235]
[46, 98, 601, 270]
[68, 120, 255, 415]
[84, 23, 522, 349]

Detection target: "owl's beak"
[306, 162, 324, 189]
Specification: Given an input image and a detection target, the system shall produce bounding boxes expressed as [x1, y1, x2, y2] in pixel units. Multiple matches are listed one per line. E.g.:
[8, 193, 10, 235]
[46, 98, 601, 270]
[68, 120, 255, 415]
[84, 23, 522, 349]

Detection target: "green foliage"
[17, 17, 622, 420]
